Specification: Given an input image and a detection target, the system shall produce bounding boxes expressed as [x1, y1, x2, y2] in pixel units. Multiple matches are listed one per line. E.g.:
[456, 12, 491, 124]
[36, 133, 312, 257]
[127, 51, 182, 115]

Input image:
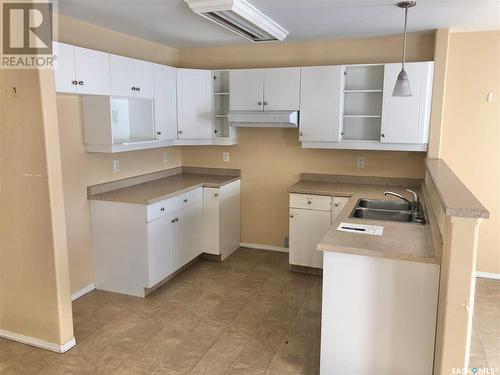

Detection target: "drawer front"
[290, 193, 332, 211]
[147, 198, 174, 222]
[178, 188, 202, 208]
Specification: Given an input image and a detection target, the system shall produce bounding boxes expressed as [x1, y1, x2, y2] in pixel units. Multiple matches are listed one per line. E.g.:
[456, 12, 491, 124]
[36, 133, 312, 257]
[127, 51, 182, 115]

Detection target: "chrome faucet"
[383, 190, 412, 206]
[384, 189, 426, 224]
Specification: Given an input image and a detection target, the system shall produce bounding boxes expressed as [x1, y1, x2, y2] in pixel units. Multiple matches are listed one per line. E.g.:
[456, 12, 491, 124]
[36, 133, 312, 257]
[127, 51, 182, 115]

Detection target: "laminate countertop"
[288, 177, 442, 264]
[88, 173, 240, 205]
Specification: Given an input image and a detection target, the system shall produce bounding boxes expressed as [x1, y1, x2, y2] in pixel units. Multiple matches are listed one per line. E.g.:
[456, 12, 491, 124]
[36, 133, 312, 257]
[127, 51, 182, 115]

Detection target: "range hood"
[228, 111, 299, 128]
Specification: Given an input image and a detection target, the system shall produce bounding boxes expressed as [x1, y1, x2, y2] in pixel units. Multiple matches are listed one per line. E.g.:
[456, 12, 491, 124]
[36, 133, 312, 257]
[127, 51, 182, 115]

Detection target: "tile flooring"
[0, 248, 322, 374]
[469, 278, 500, 370]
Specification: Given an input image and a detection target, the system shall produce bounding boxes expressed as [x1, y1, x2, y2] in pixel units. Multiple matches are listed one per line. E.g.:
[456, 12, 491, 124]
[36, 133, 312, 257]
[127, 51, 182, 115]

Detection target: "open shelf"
[343, 115, 381, 118]
[344, 89, 383, 93]
[212, 71, 237, 141]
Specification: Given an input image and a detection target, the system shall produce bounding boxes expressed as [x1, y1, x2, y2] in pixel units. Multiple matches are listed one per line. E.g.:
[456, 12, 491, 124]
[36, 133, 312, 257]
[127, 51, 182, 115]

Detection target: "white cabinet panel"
[177, 69, 213, 139]
[147, 215, 174, 287]
[300, 66, 342, 142]
[202, 187, 220, 254]
[53, 42, 77, 93]
[73, 46, 110, 95]
[154, 64, 177, 140]
[332, 196, 350, 220]
[134, 59, 155, 99]
[110, 54, 135, 97]
[264, 67, 301, 110]
[229, 69, 264, 111]
[289, 207, 330, 269]
[381, 62, 433, 144]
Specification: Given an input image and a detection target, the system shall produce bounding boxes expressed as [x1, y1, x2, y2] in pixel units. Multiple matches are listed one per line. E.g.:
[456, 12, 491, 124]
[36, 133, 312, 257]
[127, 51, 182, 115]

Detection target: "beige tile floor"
[469, 278, 500, 370]
[0, 248, 322, 374]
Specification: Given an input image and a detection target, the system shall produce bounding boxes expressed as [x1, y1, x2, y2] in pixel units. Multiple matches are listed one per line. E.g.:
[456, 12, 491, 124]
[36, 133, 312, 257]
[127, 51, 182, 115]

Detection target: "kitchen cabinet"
[381, 62, 434, 145]
[299, 66, 342, 142]
[90, 188, 203, 297]
[321, 251, 439, 374]
[289, 194, 349, 270]
[154, 64, 178, 140]
[177, 69, 213, 139]
[229, 67, 300, 111]
[110, 55, 155, 98]
[202, 180, 241, 260]
[53, 42, 110, 95]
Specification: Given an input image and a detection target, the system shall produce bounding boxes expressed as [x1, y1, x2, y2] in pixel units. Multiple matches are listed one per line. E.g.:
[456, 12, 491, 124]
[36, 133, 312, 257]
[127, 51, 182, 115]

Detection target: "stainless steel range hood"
[228, 111, 299, 128]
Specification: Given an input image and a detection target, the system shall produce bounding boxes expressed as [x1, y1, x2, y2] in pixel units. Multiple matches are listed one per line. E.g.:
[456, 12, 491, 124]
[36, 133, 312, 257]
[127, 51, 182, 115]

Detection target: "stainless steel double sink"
[350, 198, 414, 223]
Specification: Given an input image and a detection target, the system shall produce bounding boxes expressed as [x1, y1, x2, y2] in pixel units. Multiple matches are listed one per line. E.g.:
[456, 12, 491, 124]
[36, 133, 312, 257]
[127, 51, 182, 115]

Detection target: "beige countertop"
[288, 178, 442, 264]
[89, 173, 240, 205]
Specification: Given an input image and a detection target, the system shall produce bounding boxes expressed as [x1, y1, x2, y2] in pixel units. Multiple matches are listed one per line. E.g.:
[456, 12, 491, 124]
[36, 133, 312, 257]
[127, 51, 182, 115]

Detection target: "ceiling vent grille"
[184, 0, 288, 42]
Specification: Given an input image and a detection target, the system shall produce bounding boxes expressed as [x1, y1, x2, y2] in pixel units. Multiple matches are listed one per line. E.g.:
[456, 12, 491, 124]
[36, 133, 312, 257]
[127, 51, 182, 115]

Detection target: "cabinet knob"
[381, 133, 385, 138]
[307, 200, 312, 205]
[214, 193, 219, 197]
[175, 218, 179, 222]
[156, 131, 162, 135]
[258, 101, 262, 106]
[178, 130, 183, 134]
[137, 87, 141, 92]
[160, 207, 165, 212]
[299, 132, 303, 136]
[290, 214, 294, 218]
[71, 80, 77, 85]
[131, 87, 136, 91]
[214, 129, 218, 134]
[334, 202, 340, 207]
[263, 101, 268, 106]
[78, 81, 84, 85]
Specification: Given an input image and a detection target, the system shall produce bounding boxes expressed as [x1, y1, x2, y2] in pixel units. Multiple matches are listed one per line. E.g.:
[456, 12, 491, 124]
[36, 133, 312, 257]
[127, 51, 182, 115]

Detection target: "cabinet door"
[154, 64, 178, 140]
[110, 54, 135, 97]
[332, 197, 350, 221]
[300, 66, 342, 142]
[381, 62, 434, 144]
[229, 69, 264, 111]
[264, 67, 301, 110]
[289, 208, 330, 269]
[202, 188, 220, 254]
[134, 59, 155, 99]
[147, 215, 174, 287]
[74, 46, 110, 95]
[177, 69, 213, 139]
[53, 42, 77, 93]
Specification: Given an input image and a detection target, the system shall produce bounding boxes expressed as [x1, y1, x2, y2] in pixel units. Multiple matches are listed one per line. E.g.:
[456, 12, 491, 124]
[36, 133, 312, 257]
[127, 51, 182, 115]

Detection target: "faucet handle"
[406, 189, 418, 202]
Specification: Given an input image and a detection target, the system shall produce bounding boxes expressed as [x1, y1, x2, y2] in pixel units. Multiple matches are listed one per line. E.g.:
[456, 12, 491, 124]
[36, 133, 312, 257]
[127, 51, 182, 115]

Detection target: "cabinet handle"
[131, 87, 136, 91]
[290, 214, 294, 218]
[258, 101, 262, 106]
[160, 207, 165, 212]
[214, 193, 219, 197]
[137, 87, 141, 92]
[78, 81, 84, 85]
[178, 130, 183, 134]
[175, 218, 179, 222]
[307, 200, 312, 205]
[183, 199, 188, 203]
[156, 131, 162, 135]
[171, 219, 175, 223]
[381, 133, 385, 138]
[71, 80, 77, 85]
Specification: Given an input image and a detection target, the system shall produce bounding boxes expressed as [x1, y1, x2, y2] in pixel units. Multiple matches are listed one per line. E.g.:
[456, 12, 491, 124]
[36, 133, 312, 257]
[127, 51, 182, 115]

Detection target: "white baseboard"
[0, 329, 76, 353]
[476, 271, 500, 280]
[240, 242, 288, 253]
[71, 283, 96, 301]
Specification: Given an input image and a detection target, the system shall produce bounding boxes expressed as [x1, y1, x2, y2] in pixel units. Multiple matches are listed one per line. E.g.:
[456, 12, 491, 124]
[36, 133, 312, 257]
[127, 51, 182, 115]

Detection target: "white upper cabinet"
[229, 67, 300, 111]
[53, 42, 110, 95]
[154, 64, 177, 140]
[264, 67, 301, 110]
[110, 55, 155, 98]
[229, 69, 264, 111]
[176, 69, 213, 139]
[381, 62, 434, 145]
[299, 66, 342, 142]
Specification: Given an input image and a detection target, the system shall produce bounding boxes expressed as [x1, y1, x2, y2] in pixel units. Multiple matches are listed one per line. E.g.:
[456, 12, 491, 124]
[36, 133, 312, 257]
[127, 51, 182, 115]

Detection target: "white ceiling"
[58, 0, 500, 48]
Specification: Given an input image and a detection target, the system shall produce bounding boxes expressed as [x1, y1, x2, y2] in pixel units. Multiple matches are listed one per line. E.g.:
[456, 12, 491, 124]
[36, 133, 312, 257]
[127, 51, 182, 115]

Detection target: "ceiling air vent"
[184, 0, 288, 42]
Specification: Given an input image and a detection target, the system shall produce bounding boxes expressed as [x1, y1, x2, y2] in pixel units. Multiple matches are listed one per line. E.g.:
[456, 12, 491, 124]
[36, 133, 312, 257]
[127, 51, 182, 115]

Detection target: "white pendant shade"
[393, 69, 412, 97]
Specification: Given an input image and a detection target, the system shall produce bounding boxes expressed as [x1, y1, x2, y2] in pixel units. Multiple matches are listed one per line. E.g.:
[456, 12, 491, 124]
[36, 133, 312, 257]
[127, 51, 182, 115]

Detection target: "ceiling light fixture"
[184, 0, 288, 42]
[393, 1, 416, 97]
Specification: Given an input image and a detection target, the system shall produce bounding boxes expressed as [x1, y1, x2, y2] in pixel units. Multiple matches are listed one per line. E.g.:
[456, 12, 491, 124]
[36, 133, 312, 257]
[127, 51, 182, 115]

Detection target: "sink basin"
[351, 207, 413, 222]
[356, 198, 411, 211]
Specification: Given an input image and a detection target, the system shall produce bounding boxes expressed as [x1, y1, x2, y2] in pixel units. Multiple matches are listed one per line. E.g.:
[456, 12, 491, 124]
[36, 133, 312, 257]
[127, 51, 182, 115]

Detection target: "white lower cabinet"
[202, 180, 241, 260]
[91, 188, 202, 297]
[289, 194, 349, 269]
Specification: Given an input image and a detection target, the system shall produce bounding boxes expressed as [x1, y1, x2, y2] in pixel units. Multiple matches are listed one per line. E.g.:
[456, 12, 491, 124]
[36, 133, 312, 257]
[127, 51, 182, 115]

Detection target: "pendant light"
[393, 1, 416, 97]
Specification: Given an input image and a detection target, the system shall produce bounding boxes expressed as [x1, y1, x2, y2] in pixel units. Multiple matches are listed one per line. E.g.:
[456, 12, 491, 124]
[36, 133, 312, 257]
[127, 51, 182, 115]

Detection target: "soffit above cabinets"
[58, 0, 500, 47]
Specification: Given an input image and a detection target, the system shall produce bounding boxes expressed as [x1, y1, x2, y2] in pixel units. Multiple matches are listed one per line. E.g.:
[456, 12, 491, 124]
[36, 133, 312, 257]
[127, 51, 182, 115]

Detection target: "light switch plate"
[357, 157, 365, 169]
[113, 160, 120, 173]
[223, 152, 230, 162]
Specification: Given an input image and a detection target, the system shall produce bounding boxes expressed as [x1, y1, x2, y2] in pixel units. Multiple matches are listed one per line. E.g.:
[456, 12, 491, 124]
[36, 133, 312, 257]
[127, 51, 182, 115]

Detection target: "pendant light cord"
[402, 5, 408, 70]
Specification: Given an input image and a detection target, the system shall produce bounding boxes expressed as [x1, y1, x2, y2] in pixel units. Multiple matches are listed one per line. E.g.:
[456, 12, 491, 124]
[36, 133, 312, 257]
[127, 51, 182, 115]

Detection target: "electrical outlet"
[113, 160, 120, 173]
[163, 152, 168, 162]
[223, 152, 230, 162]
[357, 157, 365, 169]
